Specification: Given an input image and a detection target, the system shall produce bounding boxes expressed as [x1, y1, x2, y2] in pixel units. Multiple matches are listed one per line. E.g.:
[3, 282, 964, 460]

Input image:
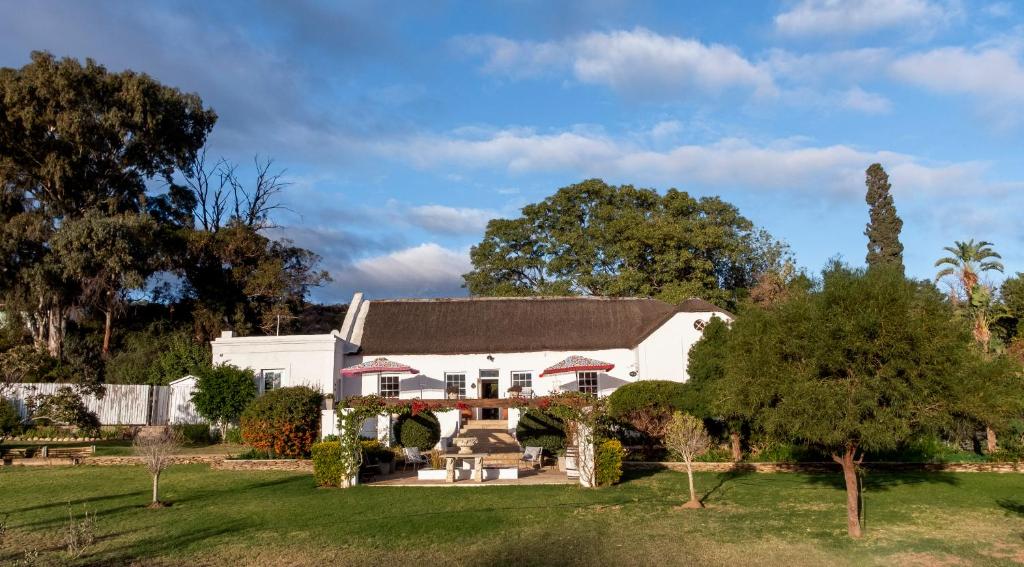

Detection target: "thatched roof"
[356, 296, 728, 355]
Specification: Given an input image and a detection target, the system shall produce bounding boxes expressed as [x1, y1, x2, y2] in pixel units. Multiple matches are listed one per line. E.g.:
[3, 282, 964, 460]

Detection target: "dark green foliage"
[1001, 273, 1024, 340]
[224, 427, 243, 445]
[240, 386, 323, 458]
[105, 329, 210, 385]
[864, 164, 904, 272]
[0, 397, 22, 435]
[360, 439, 395, 464]
[190, 365, 258, 426]
[515, 409, 566, 455]
[171, 423, 212, 445]
[683, 318, 731, 418]
[464, 178, 788, 307]
[25, 386, 100, 435]
[393, 411, 441, 451]
[595, 439, 625, 486]
[607, 380, 690, 455]
[722, 264, 989, 454]
[311, 441, 344, 487]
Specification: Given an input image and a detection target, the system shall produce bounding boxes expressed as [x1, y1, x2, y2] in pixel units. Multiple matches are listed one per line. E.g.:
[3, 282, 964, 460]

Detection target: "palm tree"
[935, 240, 1005, 453]
[935, 239, 1004, 297]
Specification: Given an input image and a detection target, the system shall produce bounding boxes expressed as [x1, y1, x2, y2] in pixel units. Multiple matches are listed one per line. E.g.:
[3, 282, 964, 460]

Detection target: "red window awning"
[540, 355, 614, 377]
[341, 357, 420, 377]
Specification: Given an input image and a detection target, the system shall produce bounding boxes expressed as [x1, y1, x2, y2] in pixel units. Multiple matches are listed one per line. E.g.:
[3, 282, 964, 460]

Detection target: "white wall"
[341, 348, 636, 403]
[168, 376, 204, 424]
[210, 332, 342, 396]
[636, 311, 730, 382]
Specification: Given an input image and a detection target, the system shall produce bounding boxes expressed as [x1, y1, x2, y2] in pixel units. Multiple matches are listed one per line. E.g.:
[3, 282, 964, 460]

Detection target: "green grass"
[3, 440, 247, 456]
[1, 466, 1023, 566]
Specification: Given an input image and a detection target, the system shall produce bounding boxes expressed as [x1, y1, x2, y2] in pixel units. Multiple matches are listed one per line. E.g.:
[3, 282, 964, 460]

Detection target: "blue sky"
[2, 0, 1022, 302]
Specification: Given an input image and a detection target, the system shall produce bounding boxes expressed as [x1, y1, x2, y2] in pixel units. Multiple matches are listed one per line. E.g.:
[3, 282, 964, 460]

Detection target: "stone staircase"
[457, 420, 522, 467]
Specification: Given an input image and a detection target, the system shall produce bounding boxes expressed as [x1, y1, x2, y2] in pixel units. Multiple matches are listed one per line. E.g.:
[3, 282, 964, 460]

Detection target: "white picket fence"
[5, 382, 174, 425]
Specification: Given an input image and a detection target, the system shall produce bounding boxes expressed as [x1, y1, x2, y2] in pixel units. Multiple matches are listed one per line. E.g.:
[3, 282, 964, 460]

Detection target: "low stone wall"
[625, 461, 1024, 473]
[84, 455, 226, 467]
[211, 459, 312, 472]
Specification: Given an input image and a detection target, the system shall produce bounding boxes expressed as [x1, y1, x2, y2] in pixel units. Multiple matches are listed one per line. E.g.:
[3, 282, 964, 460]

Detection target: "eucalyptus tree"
[0, 51, 216, 358]
[464, 179, 788, 308]
[719, 264, 999, 538]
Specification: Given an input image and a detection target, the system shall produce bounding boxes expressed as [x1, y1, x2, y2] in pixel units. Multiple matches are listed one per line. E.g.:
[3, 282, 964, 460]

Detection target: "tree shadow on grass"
[997, 499, 1024, 517]
[87, 520, 251, 566]
[701, 467, 755, 504]
[798, 469, 961, 491]
[6, 490, 147, 515]
[168, 474, 309, 505]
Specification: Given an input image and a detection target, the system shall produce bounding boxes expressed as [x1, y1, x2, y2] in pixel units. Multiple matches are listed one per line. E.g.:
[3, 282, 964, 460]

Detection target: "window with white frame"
[445, 372, 466, 399]
[577, 371, 598, 395]
[261, 369, 283, 393]
[511, 371, 532, 389]
[379, 375, 400, 398]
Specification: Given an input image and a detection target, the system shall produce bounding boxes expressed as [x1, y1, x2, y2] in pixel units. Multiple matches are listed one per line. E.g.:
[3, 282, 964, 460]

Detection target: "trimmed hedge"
[240, 386, 323, 458]
[393, 411, 441, 450]
[596, 439, 626, 486]
[311, 441, 344, 487]
[172, 423, 212, 445]
[515, 409, 566, 455]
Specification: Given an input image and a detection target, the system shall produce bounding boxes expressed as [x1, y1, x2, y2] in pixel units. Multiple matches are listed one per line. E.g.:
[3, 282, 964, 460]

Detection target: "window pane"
[577, 371, 598, 395]
[479, 369, 499, 378]
[262, 370, 283, 392]
[380, 375, 400, 398]
[445, 373, 466, 399]
[511, 372, 532, 388]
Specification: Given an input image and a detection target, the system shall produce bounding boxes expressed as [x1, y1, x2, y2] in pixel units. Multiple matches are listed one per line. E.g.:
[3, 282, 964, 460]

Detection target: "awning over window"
[540, 355, 614, 377]
[341, 357, 420, 377]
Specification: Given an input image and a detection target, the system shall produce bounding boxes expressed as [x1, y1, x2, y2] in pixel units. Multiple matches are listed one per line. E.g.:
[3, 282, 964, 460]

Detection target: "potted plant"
[445, 386, 460, 400]
[416, 448, 451, 481]
[557, 448, 567, 472]
[507, 384, 523, 398]
[323, 394, 334, 410]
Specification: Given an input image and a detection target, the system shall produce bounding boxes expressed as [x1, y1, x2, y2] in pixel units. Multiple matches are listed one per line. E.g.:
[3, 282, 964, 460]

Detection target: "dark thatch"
[357, 296, 729, 355]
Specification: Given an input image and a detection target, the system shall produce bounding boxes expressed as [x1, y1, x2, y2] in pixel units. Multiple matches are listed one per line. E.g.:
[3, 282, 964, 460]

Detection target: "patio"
[364, 466, 575, 487]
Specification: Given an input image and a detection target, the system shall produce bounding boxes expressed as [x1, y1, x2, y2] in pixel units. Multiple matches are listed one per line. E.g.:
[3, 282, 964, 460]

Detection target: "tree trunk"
[152, 471, 160, 504]
[46, 304, 65, 360]
[102, 309, 113, 357]
[730, 431, 742, 462]
[986, 427, 998, 454]
[685, 458, 696, 502]
[831, 444, 862, 538]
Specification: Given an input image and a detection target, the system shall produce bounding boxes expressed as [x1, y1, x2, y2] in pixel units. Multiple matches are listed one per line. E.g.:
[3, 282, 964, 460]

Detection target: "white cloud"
[406, 205, 496, 234]
[890, 45, 1024, 101]
[331, 243, 472, 299]
[392, 125, 999, 198]
[774, 0, 958, 37]
[458, 28, 775, 99]
[764, 48, 892, 84]
[840, 87, 892, 113]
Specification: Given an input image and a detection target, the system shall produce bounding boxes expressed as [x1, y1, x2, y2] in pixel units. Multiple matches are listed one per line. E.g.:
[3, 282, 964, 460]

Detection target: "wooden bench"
[1, 445, 95, 464]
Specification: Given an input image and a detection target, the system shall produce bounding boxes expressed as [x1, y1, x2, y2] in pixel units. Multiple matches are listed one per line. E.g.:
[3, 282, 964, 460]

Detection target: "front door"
[480, 371, 500, 419]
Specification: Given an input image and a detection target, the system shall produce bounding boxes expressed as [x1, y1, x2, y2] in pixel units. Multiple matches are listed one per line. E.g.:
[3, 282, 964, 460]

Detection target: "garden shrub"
[311, 441, 344, 487]
[595, 439, 626, 486]
[191, 364, 258, 431]
[393, 411, 441, 450]
[25, 387, 100, 436]
[240, 386, 323, 458]
[607, 380, 688, 455]
[172, 423, 212, 445]
[0, 397, 22, 436]
[361, 439, 395, 464]
[515, 409, 565, 455]
[224, 426, 243, 444]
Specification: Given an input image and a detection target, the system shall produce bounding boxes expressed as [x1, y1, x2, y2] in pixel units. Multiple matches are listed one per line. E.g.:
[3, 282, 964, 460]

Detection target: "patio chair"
[403, 447, 429, 471]
[520, 446, 543, 470]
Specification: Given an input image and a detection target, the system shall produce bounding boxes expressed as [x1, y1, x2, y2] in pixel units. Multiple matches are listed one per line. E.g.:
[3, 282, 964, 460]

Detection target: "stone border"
[211, 459, 312, 472]
[625, 461, 1024, 473]
[84, 455, 226, 466]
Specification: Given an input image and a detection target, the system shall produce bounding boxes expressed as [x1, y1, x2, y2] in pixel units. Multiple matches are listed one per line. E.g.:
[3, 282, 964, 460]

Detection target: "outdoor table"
[442, 452, 489, 483]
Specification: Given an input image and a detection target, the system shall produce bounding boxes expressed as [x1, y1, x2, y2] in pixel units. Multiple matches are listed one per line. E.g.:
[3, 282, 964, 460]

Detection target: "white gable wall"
[635, 310, 730, 382]
[210, 333, 344, 397]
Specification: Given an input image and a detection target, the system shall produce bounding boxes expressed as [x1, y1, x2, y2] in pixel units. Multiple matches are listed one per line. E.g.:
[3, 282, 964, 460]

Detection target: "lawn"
[2, 466, 1023, 566]
[3, 440, 247, 456]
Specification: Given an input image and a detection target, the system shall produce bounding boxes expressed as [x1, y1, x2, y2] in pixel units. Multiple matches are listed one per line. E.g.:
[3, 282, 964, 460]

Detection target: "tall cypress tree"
[864, 163, 905, 272]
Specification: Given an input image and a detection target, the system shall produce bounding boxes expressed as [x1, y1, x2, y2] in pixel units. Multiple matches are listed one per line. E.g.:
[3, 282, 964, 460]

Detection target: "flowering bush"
[240, 386, 322, 458]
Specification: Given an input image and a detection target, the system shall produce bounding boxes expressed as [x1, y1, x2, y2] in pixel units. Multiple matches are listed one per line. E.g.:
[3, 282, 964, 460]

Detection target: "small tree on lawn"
[134, 427, 180, 507]
[190, 364, 257, 438]
[664, 412, 711, 509]
[721, 264, 985, 538]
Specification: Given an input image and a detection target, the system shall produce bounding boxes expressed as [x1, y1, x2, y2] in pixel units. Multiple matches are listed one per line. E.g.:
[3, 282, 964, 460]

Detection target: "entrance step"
[461, 420, 509, 430]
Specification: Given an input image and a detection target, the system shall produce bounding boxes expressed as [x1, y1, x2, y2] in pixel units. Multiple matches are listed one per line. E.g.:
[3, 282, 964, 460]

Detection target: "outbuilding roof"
[355, 295, 729, 355]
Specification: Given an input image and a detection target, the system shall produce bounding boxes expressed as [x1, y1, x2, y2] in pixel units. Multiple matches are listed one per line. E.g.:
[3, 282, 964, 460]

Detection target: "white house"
[210, 292, 731, 433]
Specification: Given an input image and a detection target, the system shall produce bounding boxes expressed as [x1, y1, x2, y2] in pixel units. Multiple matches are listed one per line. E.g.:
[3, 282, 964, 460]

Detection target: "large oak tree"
[463, 179, 787, 307]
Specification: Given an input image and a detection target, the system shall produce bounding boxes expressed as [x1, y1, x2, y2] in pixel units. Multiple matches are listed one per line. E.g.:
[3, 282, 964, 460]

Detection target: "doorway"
[480, 377, 499, 420]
